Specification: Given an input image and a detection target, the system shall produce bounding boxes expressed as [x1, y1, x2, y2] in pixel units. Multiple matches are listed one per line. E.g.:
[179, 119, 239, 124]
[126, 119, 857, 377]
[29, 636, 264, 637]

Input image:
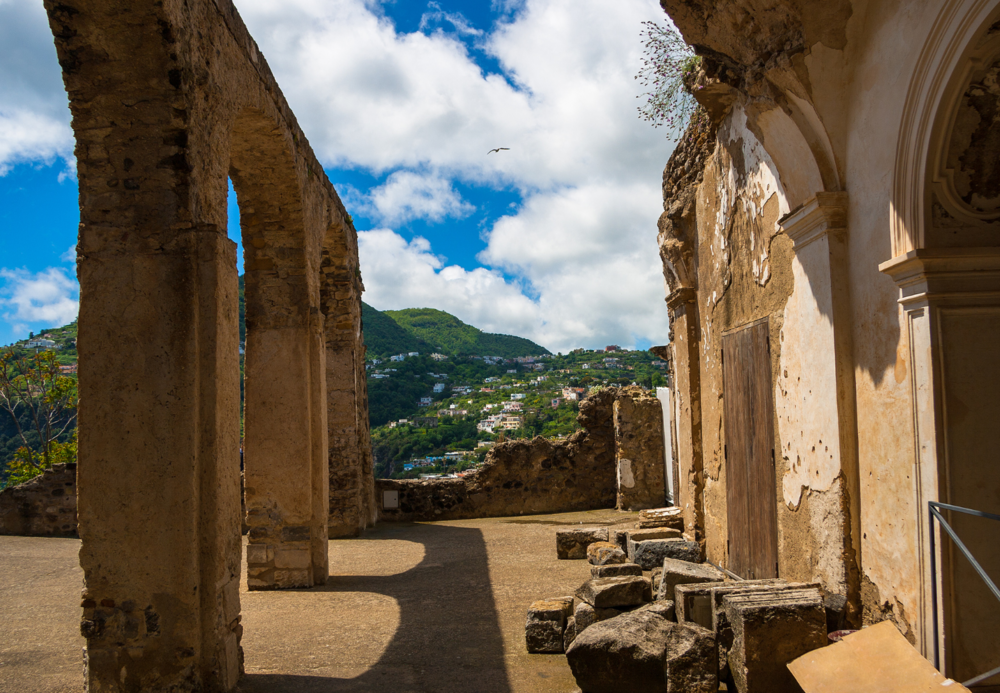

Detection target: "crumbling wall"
[614, 388, 667, 511]
[0, 464, 77, 537]
[377, 388, 621, 521]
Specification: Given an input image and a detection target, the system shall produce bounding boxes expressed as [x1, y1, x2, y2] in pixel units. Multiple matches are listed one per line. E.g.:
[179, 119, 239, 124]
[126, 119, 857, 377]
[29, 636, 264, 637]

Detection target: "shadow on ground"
[238, 522, 512, 693]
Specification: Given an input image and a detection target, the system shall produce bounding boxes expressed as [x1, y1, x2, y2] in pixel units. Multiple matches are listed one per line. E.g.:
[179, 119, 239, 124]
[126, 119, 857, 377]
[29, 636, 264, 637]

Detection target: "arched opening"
[229, 107, 329, 590]
[882, 4, 1000, 684]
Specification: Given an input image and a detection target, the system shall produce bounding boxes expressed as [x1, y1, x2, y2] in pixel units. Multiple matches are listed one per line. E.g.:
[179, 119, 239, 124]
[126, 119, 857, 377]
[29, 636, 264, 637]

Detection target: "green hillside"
[382, 307, 550, 358]
[361, 303, 434, 357]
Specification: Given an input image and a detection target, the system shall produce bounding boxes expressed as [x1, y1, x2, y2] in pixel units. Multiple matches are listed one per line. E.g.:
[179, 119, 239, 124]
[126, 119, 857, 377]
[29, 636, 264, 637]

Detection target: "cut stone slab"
[657, 558, 726, 604]
[525, 599, 568, 654]
[788, 621, 972, 693]
[651, 567, 662, 594]
[556, 527, 609, 559]
[631, 538, 701, 570]
[724, 587, 826, 693]
[566, 610, 717, 693]
[587, 541, 627, 566]
[637, 506, 683, 530]
[591, 562, 643, 578]
[576, 576, 648, 608]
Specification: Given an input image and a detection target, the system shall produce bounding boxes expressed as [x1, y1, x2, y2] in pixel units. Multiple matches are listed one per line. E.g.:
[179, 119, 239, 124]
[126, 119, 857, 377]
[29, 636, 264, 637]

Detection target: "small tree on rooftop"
[635, 20, 704, 140]
[0, 348, 78, 487]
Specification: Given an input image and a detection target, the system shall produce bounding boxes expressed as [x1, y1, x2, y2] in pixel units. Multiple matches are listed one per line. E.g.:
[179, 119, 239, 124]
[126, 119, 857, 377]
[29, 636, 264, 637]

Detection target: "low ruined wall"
[0, 463, 78, 537]
[376, 388, 621, 522]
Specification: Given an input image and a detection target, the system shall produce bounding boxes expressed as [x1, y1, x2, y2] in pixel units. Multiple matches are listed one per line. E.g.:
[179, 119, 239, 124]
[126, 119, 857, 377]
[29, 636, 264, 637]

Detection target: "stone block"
[651, 567, 663, 594]
[591, 563, 643, 578]
[724, 588, 826, 693]
[587, 541, 627, 566]
[576, 576, 648, 608]
[563, 616, 577, 651]
[245, 543, 271, 566]
[630, 538, 701, 570]
[273, 548, 311, 570]
[566, 610, 716, 693]
[546, 595, 574, 620]
[273, 569, 311, 589]
[676, 580, 729, 627]
[575, 601, 597, 631]
[526, 599, 568, 654]
[629, 527, 684, 542]
[611, 528, 630, 553]
[635, 599, 676, 621]
[637, 506, 684, 530]
[657, 558, 726, 604]
[556, 527, 609, 559]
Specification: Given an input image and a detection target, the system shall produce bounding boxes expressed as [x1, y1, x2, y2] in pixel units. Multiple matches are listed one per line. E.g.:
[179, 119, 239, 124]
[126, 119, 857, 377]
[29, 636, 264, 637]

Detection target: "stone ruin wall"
[377, 387, 667, 522]
[0, 464, 77, 537]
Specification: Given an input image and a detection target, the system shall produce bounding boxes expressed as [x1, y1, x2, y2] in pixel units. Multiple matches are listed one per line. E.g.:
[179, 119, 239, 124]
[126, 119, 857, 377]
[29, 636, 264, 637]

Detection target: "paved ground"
[0, 509, 637, 693]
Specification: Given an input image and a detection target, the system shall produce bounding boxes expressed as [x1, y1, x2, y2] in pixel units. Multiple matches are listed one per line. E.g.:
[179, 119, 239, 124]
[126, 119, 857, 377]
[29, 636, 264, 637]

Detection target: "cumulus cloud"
[0, 0, 74, 175]
[236, 0, 669, 189]
[0, 267, 80, 331]
[364, 170, 475, 225]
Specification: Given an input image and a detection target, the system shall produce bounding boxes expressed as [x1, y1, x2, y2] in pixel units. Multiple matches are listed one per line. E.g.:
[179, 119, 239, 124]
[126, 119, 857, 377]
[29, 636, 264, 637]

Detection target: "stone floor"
[0, 508, 638, 693]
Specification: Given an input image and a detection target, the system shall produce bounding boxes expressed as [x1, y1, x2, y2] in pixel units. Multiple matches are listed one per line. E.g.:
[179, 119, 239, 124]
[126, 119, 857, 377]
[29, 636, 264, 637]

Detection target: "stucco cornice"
[879, 247, 1000, 306]
[779, 192, 848, 250]
[666, 287, 698, 311]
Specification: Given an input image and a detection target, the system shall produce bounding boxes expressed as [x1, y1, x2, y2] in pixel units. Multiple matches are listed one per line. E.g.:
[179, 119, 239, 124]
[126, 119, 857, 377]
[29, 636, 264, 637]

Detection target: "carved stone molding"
[666, 287, 698, 311]
[779, 192, 849, 250]
[878, 246, 1000, 306]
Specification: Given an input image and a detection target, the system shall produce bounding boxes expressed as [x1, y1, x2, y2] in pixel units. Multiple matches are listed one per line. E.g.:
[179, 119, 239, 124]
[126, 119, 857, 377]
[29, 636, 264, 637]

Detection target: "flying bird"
[487, 147, 510, 154]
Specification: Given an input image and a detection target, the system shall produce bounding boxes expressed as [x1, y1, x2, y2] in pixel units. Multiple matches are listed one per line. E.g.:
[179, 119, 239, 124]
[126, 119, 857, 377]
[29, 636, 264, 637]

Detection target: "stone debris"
[637, 506, 684, 530]
[566, 609, 717, 693]
[630, 538, 701, 569]
[610, 527, 630, 553]
[675, 579, 785, 627]
[724, 587, 826, 693]
[587, 541, 627, 565]
[563, 616, 577, 651]
[591, 562, 643, 578]
[525, 599, 571, 654]
[651, 567, 663, 594]
[635, 599, 676, 621]
[656, 558, 726, 604]
[556, 527, 610, 559]
[576, 576, 649, 608]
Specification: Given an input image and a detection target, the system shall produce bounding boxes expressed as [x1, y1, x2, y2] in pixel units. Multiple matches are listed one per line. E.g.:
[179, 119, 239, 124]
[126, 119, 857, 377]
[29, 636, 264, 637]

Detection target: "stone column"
[243, 312, 329, 589]
[614, 389, 667, 510]
[77, 231, 243, 690]
[668, 288, 705, 541]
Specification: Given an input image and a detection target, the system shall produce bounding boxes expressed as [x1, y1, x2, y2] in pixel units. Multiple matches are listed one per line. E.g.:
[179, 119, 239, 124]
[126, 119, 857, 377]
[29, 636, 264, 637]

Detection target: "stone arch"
[881, 1, 1000, 678]
[319, 215, 375, 538]
[229, 106, 330, 591]
[891, 0, 1000, 256]
[44, 0, 371, 689]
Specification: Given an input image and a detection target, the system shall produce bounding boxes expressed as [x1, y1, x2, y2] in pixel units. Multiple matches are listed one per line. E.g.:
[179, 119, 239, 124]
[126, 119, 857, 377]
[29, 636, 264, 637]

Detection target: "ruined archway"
[43, 0, 371, 689]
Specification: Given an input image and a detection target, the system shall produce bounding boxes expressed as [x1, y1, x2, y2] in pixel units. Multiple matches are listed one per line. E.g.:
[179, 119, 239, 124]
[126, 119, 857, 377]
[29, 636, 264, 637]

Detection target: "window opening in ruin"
[227, 177, 247, 436]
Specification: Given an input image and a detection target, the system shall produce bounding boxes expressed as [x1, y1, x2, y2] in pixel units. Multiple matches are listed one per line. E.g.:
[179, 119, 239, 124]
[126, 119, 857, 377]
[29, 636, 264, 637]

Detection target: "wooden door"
[722, 319, 779, 579]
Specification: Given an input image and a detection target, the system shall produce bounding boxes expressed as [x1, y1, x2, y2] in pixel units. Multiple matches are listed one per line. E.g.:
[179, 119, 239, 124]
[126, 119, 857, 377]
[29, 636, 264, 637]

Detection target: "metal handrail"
[929, 501, 1000, 687]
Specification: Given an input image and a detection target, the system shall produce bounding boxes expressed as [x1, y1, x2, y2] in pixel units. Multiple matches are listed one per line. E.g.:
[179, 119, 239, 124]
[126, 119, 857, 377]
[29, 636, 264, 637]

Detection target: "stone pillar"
[668, 288, 705, 541]
[243, 315, 329, 589]
[77, 231, 243, 690]
[614, 389, 667, 510]
[778, 192, 860, 615]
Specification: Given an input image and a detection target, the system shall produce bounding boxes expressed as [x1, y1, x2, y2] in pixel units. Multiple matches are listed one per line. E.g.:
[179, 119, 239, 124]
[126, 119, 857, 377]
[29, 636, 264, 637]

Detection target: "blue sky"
[0, 0, 675, 353]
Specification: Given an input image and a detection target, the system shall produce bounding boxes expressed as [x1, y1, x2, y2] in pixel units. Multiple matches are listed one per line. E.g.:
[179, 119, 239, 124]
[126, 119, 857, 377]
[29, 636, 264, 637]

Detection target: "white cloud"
[236, 0, 671, 189]
[364, 170, 474, 225]
[0, 267, 79, 328]
[419, 3, 483, 37]
[0, 0, 74, 175]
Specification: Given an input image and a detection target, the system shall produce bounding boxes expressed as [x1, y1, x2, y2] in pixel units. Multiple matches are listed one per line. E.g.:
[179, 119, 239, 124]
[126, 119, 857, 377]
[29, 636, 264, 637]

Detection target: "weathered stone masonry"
[43, 0, 371, 689]
[378, 387, 667, 522]
[0, 463, 77, 537]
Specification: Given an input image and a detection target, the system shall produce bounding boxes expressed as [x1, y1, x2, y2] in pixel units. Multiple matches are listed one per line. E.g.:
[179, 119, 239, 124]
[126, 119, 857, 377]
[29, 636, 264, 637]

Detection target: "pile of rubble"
[526, 509, 834, 693]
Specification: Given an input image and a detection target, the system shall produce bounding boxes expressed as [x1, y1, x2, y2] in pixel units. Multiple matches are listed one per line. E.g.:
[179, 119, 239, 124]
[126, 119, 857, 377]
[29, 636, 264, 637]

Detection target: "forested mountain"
[380, 307, 549, 358]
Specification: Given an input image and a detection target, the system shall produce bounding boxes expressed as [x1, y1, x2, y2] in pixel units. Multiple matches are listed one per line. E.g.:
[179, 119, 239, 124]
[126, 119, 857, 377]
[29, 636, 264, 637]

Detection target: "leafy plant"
[635, 20, 704, 139]
[0, 348, 78, 486]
